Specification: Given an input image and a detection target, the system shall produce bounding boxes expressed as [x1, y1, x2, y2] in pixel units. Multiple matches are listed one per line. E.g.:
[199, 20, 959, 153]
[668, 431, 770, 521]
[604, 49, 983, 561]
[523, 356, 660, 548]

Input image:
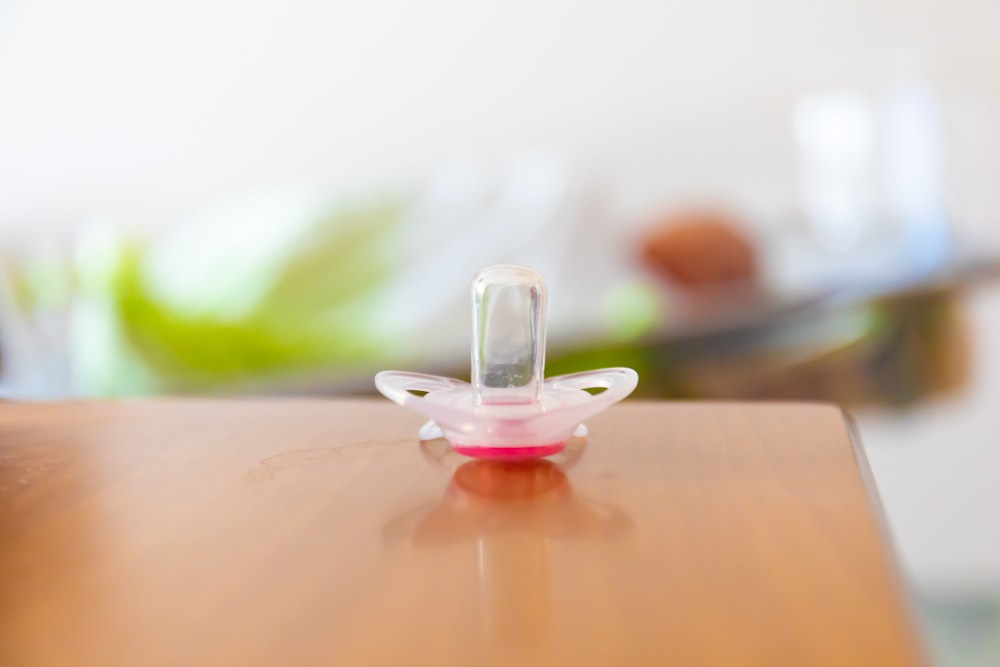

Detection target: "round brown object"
[641, 212, 758, 288]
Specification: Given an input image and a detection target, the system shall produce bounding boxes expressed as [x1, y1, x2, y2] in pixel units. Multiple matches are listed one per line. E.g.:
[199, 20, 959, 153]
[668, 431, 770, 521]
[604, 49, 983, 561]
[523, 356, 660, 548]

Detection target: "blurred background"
[1, 0, 999, 662]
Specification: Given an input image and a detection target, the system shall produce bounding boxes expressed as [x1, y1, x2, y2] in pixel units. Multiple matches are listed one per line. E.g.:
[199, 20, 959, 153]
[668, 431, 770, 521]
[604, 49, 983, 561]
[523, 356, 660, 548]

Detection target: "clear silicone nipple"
[374, 264, 638, 460]
[472, 265, 546, 406]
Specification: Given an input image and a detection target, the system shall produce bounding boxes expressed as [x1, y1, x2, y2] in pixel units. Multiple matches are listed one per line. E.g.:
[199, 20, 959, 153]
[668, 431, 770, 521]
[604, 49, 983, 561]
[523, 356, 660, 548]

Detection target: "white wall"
[1, 0, 999, 237]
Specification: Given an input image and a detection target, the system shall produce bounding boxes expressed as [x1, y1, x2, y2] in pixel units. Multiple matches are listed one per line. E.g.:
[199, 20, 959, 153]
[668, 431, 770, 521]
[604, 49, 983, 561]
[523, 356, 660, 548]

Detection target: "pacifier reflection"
[385, 438, 631, 647]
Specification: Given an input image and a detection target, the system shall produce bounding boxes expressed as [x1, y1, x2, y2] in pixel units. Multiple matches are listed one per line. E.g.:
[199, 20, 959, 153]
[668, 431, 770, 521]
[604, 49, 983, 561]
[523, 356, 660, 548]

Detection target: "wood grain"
[0, 399, 925, 666]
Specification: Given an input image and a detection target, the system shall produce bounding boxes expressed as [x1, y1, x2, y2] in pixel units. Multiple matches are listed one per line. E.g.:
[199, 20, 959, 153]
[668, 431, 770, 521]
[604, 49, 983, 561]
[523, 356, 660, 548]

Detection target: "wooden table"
[0, 400, 925, 665]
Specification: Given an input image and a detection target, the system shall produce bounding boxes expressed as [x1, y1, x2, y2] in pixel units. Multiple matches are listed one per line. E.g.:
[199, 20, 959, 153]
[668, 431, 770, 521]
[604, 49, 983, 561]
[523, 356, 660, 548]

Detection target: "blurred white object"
[793, 79, 950, 277]
[795, 91, 876, 253]
[880, 79, 951, 269]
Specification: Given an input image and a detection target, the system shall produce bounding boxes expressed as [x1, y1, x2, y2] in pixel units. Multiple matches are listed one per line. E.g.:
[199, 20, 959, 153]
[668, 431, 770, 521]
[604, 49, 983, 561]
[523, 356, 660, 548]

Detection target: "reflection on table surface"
[383, 439, 632, 649]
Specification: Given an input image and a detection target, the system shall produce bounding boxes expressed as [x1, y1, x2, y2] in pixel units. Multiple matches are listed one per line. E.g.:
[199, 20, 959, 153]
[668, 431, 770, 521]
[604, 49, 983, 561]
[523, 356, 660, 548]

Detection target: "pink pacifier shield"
[374, 265, 638, 460]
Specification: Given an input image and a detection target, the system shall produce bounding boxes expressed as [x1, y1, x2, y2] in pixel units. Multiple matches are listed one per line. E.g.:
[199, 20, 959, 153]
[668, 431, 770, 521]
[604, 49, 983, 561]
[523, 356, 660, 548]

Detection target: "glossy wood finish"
[0, 400, 924, 666]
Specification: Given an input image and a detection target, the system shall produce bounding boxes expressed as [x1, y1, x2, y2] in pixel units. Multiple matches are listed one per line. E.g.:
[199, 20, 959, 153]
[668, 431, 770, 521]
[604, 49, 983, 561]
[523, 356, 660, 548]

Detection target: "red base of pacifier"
[451, 442, 566, 461]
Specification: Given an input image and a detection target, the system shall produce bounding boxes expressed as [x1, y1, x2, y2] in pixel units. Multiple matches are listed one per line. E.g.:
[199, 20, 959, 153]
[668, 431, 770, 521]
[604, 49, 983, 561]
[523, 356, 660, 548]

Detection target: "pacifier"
[375, 265, 638, 460]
